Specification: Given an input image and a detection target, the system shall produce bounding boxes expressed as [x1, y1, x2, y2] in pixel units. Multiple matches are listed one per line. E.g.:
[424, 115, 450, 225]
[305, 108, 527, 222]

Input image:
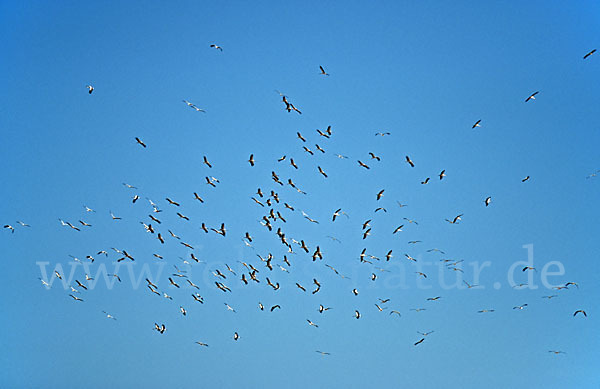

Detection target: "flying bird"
[86, 85, 94, 94]
[210, 44, 223, 51]
[135, 137, 147, 148]
[525, 91, 539, 102]
[319, 66, 329, 76]
[472, 120, 481, 129]
[583, 49, 596, 59]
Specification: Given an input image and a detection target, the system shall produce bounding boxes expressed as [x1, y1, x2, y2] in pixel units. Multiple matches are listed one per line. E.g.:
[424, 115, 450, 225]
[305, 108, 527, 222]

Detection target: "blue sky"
[1, 1, 599, 387]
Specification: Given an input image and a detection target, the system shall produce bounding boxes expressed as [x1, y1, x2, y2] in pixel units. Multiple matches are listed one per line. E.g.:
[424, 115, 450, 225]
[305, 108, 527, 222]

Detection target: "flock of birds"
[6, 44, 596, 357]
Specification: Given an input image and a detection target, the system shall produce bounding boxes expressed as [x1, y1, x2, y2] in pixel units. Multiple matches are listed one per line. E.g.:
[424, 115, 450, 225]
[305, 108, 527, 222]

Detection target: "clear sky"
[1, 1, 599, 388]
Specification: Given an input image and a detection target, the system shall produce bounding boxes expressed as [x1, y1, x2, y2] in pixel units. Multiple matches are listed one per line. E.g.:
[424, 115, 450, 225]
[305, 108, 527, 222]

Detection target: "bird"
[4, 225, 15, 233]
[352, 288, 359, 296]
[583, 49, 596, 59]
[525, 91, 539, 102]
[154, 323, 166, 334]
[421, 177, 430, 185]
[393, 225, 404, 234]
[405, 156, 415, 167]
[522, 176, 530, 182]
[417, 331, 434, 336]
[427, 296, 441, 301]
[414, 338, 425, 346]
[307, 319, 319, 328]
[319, 65, 329, 76]
[439, 170, 446, 180]
[210, 44, 223, 51]
[270, 305, 281, 312]
[375, 132, 391, 136]
[357, 160, 370, 169]
[315, 351, 330, 356]
[472, 119, 482, 129]
[485, 197, 492, 207]
[355, 310, 361, 319]
[513, 304, 528, 310]
[135, 137, 147, 148]
[463, 281, 478, 289]
[573, 310, 587, 317]
[195, 342, 209, 347]
[17, 221, 30, 227]
[478, 309, 495, 313]
[362, 229, 371, 240]
[180, 306, 187, 316]
[69, 294, 84, 302]
[368, 152, 381, 161]
[445, 214, 463, 224]
[248, 154, 255, 166]
[376, 189, 385, 200]
[233, 332, 239, 341]
[86, 85, 94, 94]
[317, 166, 328, 178]
[332, 208, 342, 222]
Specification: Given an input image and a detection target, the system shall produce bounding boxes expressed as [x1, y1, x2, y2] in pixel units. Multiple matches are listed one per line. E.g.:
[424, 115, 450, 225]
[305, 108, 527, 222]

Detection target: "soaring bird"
[525, 91, 539, 102]
[307, 319, 319, 328]
[573, 310, 587, 317]
[445, 214, 463, 224]
[485, 197, 492, 207]
[332, 208, 342, 222]
[414, 338, 425, 346]
[583, 49, 596, 59]
[319, 65, 329, 76]
[210, 44, 223, 51]
[405, 156, 415, 167]
[4, 225, 14, 233]
[522, 176, 530, 182]
[357, 160, 370, 169]
[69, 294, 84, 302]
[368, 152, 381, 161]
[439, 170, 446, 180]
[472, 120, 482, 129]
[317, 166, 328, 178]
[135, 137, 147, 148]
[376, 189, 385, 200]
[248, 154, 255, 166]
[86, 85, 94, 94]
